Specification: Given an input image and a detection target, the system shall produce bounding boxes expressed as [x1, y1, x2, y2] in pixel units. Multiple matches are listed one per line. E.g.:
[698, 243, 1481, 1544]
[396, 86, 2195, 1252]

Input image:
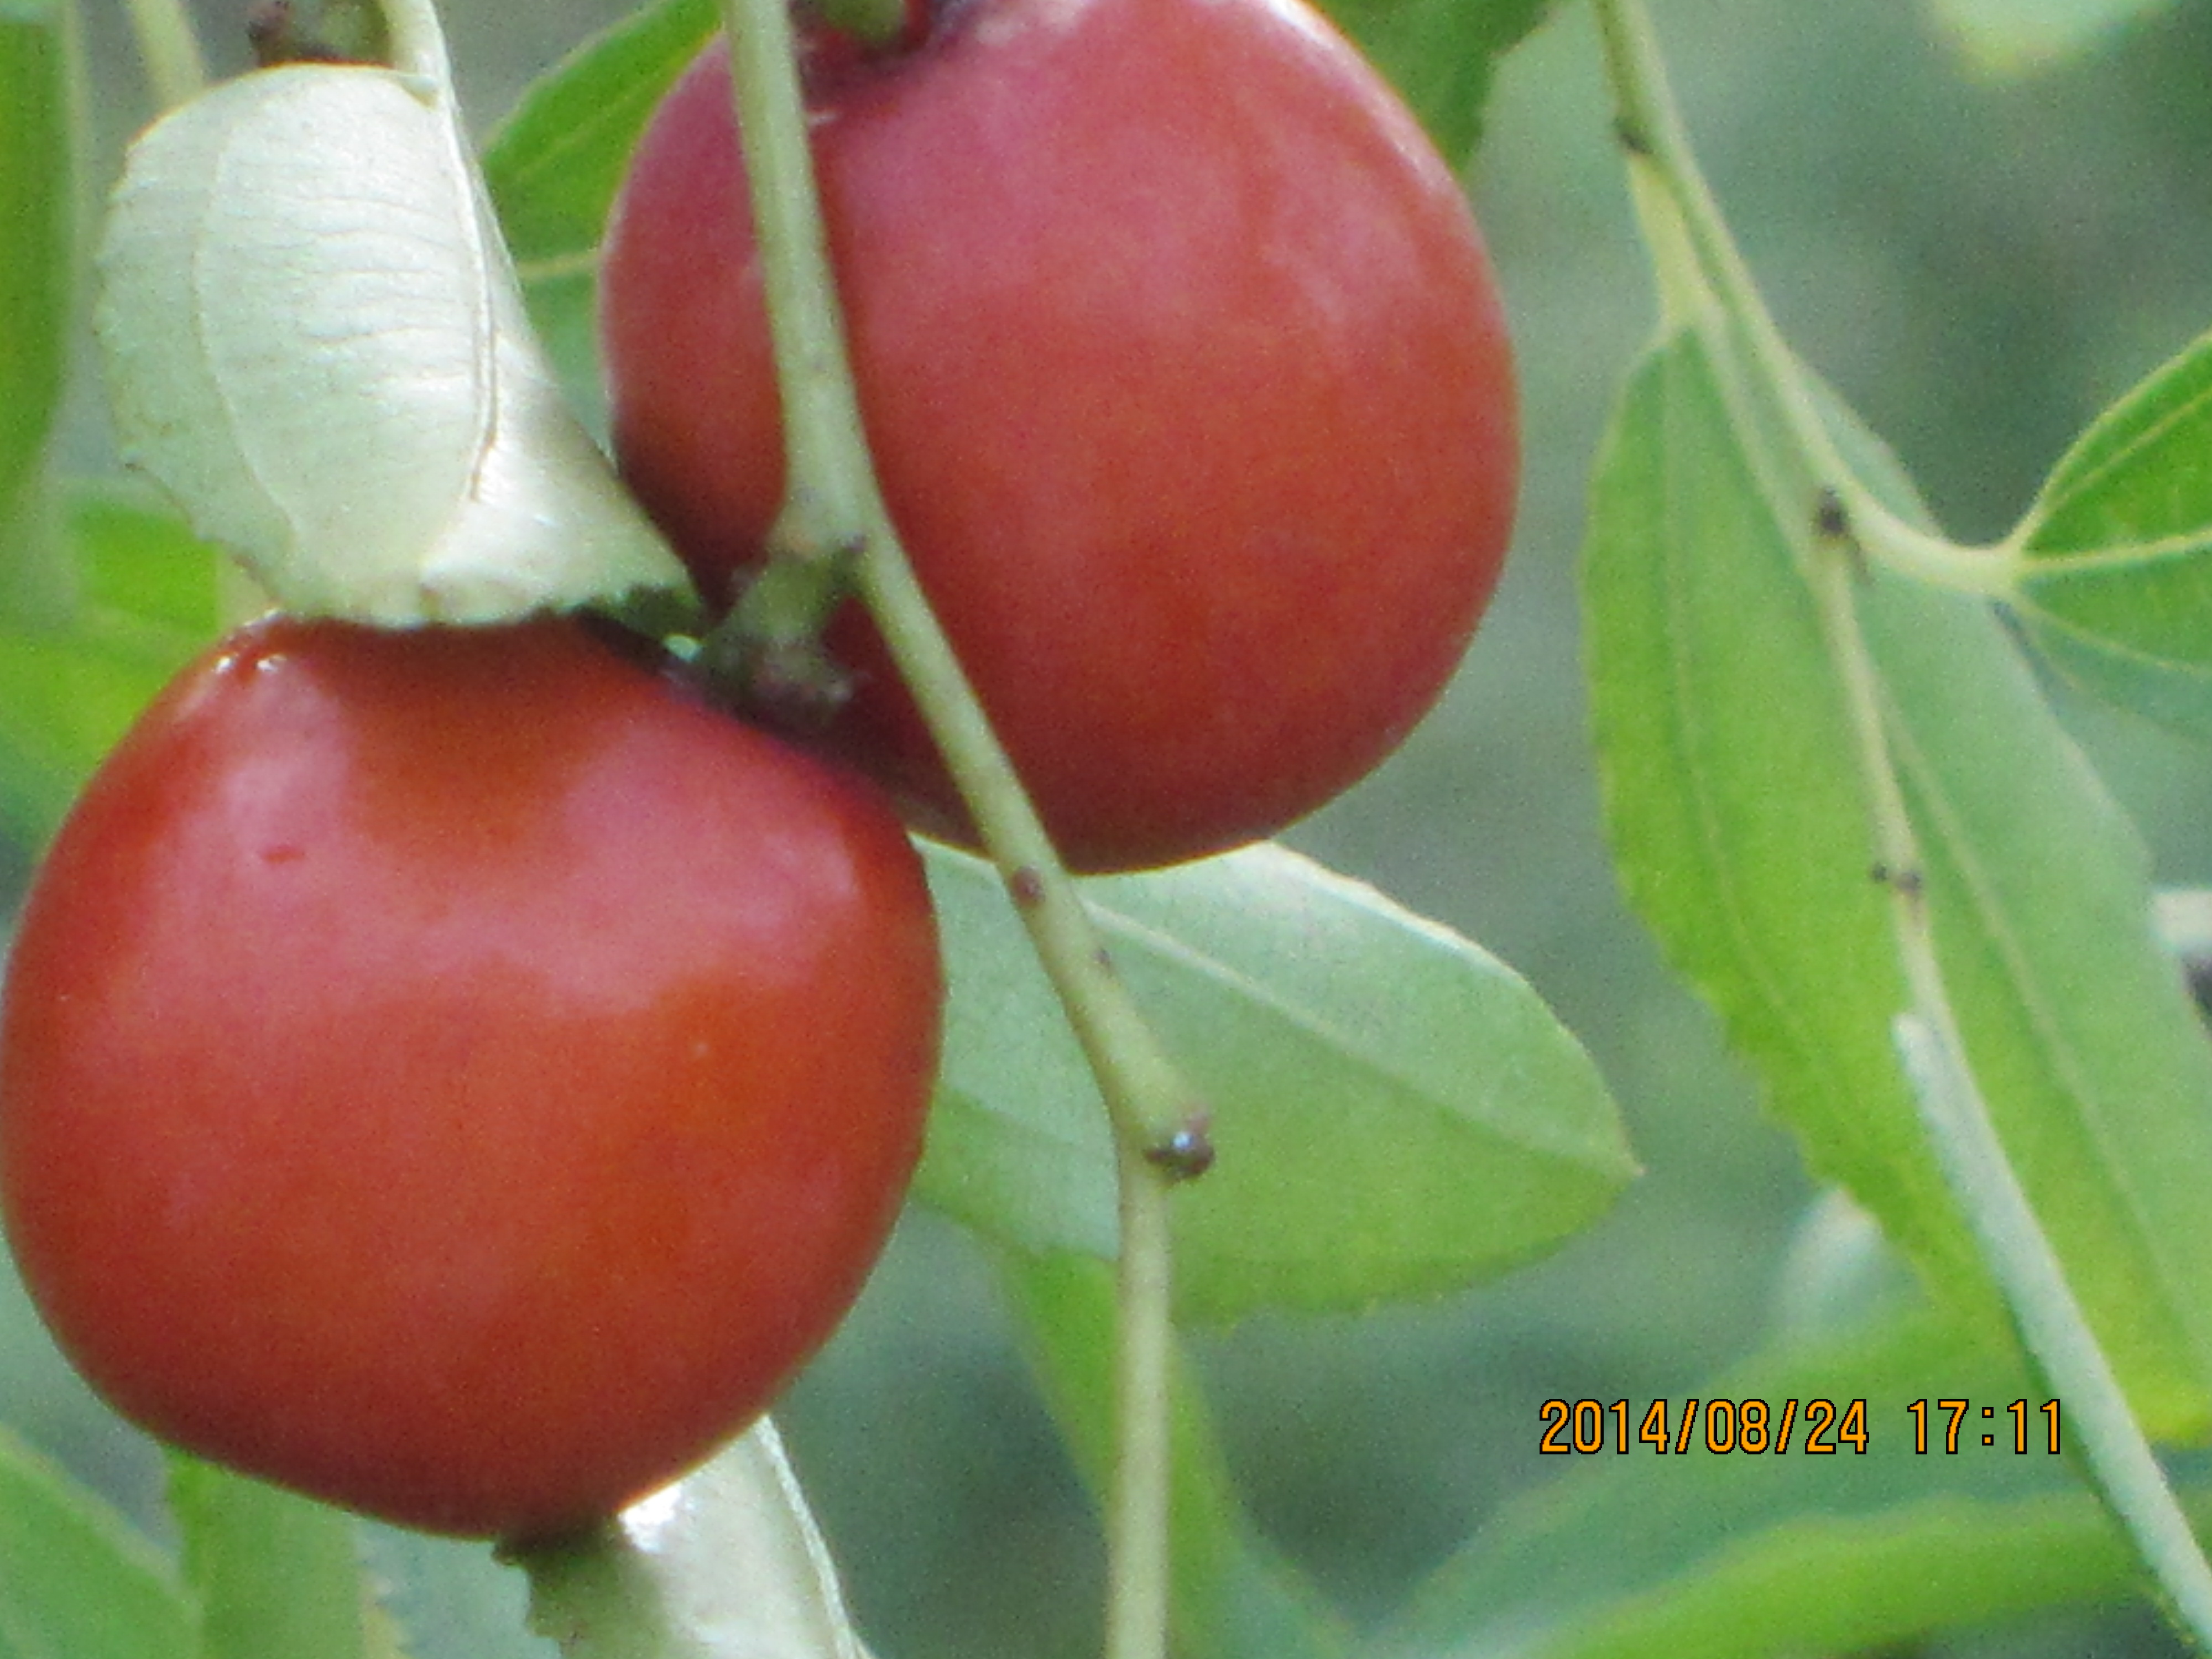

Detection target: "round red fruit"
[601, 0, 1519, 872]
[0, 617, 942, 1539]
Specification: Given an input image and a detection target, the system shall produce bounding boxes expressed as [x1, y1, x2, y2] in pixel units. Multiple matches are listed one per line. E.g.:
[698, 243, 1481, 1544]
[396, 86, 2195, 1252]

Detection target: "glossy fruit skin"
[601, 0, 1519, 872]
[0, 617, 941, 1539]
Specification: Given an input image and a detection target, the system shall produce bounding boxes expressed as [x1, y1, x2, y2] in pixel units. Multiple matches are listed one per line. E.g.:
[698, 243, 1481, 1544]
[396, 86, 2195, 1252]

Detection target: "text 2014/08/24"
[1538, 1397, 1868, 1455]
[1539, 1397, 2064, 1455]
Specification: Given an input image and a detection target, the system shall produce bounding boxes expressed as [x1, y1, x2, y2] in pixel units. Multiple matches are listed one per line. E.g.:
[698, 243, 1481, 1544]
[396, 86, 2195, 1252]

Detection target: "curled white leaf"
[618, 1421, 872, 1659]
[522, 1421, 873, 1659]
[96, 61, 692, 625]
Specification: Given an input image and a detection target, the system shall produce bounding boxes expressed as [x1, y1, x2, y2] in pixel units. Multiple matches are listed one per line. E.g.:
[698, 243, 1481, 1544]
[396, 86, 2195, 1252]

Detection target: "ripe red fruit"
[601, 0, 1519, 872]
[0, 617, 942, 1539]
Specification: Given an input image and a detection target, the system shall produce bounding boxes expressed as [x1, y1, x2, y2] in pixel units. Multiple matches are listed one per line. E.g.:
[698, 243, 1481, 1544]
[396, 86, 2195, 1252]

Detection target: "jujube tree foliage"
[3, 0, 2212, 1657]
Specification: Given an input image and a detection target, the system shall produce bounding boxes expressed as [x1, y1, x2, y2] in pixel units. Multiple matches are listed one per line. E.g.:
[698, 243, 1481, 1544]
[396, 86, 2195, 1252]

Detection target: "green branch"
[1594, 1, 2013, 601]
[1593, 2, 2212, 1648]
[706, 4, 1207, 1657]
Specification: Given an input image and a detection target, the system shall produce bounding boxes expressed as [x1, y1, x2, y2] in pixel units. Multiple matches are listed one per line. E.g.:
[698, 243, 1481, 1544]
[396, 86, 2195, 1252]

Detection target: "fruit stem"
[1594, 4, 2212, 1648]
[705, 0, 879, 692]
[1104, 1136, 1177, 1659]
[708, 2, 1206, 1655]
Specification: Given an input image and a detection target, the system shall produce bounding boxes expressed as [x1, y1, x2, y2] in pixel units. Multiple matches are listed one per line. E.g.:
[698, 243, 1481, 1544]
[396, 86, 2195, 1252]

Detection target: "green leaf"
[0, 487, 219, 845]
[1585, 340, 1959, 1305]
[169, 1455, 369, 1659]
[1584, 330, 2212, 1440]
[2006, 325, 2212, 739]
[996, 1249, 1353, 1659]
[482, 0, 717, 421]
[483, 0, 716, 270]
[1313, 0, 1552, 161]
[0, 1426, 194, 1659]
[1926, 0, 2173, 76]
[0, 0, 72, 568]
[914, 842, 1634, 1323]
[1380, 1306, 2169, 1659]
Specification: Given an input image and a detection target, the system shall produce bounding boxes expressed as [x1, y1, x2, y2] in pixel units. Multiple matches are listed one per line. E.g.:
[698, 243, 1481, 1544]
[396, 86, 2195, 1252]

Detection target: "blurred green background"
[11, 1, 2212, 1655]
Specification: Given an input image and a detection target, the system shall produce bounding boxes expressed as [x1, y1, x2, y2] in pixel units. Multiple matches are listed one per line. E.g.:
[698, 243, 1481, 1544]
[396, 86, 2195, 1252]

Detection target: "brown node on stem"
[1612, 117, 1655, 157]
[1144, 1114, 1215, 1182]
[1813, 486, 1874, 582]
[1871, 861, 1925, 901]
